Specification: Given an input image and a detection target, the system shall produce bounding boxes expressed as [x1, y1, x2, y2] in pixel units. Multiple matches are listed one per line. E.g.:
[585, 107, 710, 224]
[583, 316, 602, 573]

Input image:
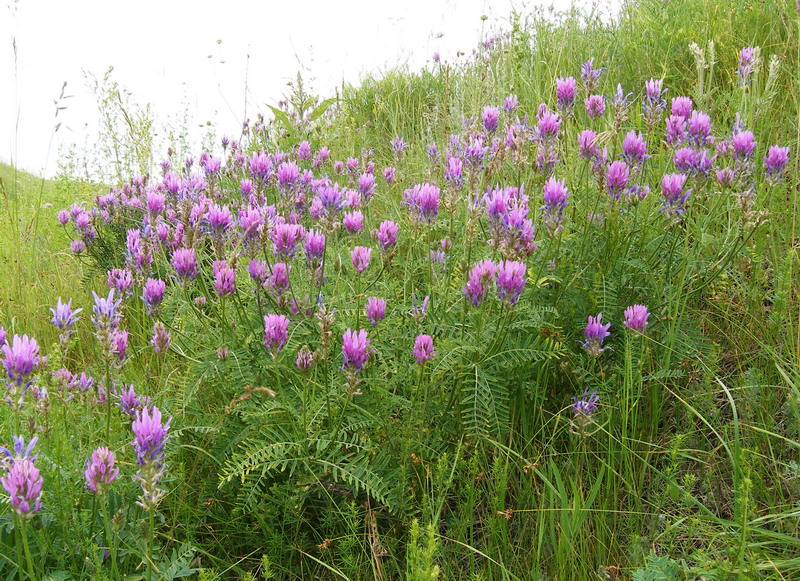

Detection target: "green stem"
[147, 509, 155, 581]
[102, 495, 119, 579]
[19, 517, 36, 581]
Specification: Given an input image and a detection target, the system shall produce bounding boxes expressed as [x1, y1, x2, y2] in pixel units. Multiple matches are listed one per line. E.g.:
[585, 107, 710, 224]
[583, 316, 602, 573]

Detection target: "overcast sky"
[1, 0, 613, 178]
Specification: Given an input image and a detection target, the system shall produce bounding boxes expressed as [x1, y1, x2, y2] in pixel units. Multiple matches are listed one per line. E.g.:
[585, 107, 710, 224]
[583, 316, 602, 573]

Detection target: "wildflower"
[504, 93, 518, 112]
[151, 322, 171, 354]
[171, 248, 199, 282]
[351, 246, 372, 274]
[358, 173, 376, 200]
[410, 294, 430, 323]
[375, 220, 399, 252]
[50, 298, 82, 344]
[84, 447, 119, 494]
[142, 279, 166, 316]
[687, 110, 712, 146]
[206, 203, 233, 234]
[383, 166, 396, 184]
[445, 155, 464, 189]
[304, 229, 326, 266]
[271, 222, 305, 258]
[571, 388, 600, 434]
[495, 260, 527, 305]
[276, 161, 300, 190]
[266, 263, 291, 296]
[463, 260, 497, 307]
[0, 327, 5, 347]
[581, 58, 604, 94]
[365, 297, 387, 327]
[623, 304, 650, 333]
[585, 95, 606, 118]
[342, 329, 371, 372]
[763, 145, 790, 184]
[297, 140, 311, 160]
[111, 330, 128, 363]
[482, 106, 500, 132]
[541, 177, 569, 236]
[1, 334, 40, 387]
[117, 384, 149, 418]
[606, 161, 630, 201]
[578, 129, 600, 160]
[263, 314, 289, 357]
[70, 239, 86, 254]
[732, 131, 757, 160]
[665, 115, 687, 147]
[737, 46, 757, 86]
[391, 136, 407, 155]
[343, 210, 364, 234]
[660, 173, 691, 218]
[0, 436, 38, 470]
[403, 183, 440, 223]
[671, 96, 693, 119]
[296, 346, 314, 371]
[131, 406, 171, 510]
[581, 313, 611, 357]
[1, 458, 42, 518]
[621, 131, 649, 167]
[413, 334, 435, 365]
[642, 78, 667, 127]
[107, 268, 134, 297]
[556, 77, 577, 113]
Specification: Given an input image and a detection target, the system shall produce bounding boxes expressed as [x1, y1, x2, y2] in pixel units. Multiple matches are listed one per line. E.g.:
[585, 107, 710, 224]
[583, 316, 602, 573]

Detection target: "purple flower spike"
[343, 210, 364, 234]
[51, 298, 82, 344]
[0, 436, 39, 467]
[366, 297, 387, 327]
[556, 77, 577, 112]
[585, 95, 606, 119]
[351, 246, 372, 274]
[92, 289, 121, 331]
[376, 220, 399, 252]
[578, 130, 599, 160]
[623, 304, 650, 333]
[764, 145, 790, 185]
[171, 248, 199, 282]
[131, 405, 171, 510]
[151, 321, 171, 354]
[463, 260, 497, 307]
[107, 268, 134, 297]
[84, 447, 119, 494]
[541, 178, 569, 236]
[342, 329, 371, 372]
[606, 161, 630, 200]
[581, 313, 611, 357]
[738, 47, 757, 86]
[263, 314, 290, 357]
[413, 334, 435, 365]
[581, 58, 604, 94]
[495, 260, 527, 305]
[142, 278, 166, 315]
[572, 388, 600, 421]
[482, 106, 500, 132]
[1, 334, 40, 387]
[1, 458, 42, 518]
[213, 261, 236, 298]
[403, 183, 440, 223]
[660, 173, 691, 218]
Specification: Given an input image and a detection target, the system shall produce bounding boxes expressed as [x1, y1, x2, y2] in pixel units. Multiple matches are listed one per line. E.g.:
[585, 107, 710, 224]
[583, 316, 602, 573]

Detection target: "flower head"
[495, 260, 526, 305]
[263, 314, 290, 357]
[375, 220, 399, 252]
[151, 321, 171, 354]
[351, 246, 372, 274]
[365, 297, 387, 327]
[482, 106, 500, 132]
[84, 447, 119, 494]
[413, 334, 435, 365]
[581, 313, 611, 357]
[131, 406, 171, 510]
[623, 304, 650, 333]
[342, 329, 371, 372]
[1, 458, 42, 518]
[171, 248, 199, 281]
[1, 334, 40, 387]
[463, 260, 497, 307]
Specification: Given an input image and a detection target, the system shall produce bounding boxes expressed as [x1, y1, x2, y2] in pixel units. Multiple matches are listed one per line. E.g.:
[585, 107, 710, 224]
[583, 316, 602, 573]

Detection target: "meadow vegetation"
[2, 0, 800, 579]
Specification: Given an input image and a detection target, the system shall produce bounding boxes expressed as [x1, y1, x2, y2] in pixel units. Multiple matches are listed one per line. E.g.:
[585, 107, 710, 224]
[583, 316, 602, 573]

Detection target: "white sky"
[1, 0, 610, 178]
